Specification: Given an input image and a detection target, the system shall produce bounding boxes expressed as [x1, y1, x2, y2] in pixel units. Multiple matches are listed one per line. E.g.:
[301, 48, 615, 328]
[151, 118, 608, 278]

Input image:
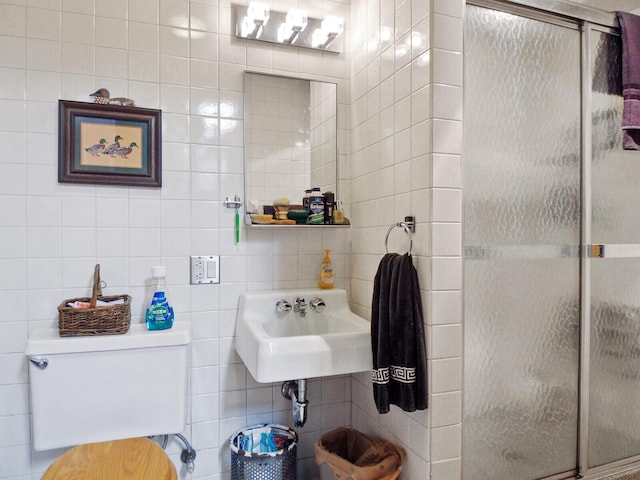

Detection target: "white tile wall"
[0, 0, 354, 478]
[0, 0, 469, 478]
[349, 0, 464, 479]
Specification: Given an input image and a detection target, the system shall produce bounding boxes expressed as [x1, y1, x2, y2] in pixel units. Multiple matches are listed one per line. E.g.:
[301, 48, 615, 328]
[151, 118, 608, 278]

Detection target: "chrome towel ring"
[385, 216, 416, 254]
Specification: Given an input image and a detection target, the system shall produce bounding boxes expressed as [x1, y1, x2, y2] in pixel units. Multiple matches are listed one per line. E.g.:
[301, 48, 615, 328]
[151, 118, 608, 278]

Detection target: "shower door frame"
[580, 19, 640, 480]
[464, 1, 640, 479]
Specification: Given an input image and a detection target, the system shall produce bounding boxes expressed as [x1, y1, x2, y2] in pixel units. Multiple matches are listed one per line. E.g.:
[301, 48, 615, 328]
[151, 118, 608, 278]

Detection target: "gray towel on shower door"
[371, 253, 428, 414]
[616, 11, 640, 149]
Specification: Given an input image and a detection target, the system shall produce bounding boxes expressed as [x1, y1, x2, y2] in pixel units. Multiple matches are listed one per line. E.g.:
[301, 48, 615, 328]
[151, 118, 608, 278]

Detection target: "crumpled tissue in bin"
[314, 427, 406, 480]
[237, 425, 291, 454]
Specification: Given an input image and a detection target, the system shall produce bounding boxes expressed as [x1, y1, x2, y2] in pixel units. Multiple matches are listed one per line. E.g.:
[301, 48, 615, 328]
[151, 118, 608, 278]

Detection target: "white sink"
[234, 289, 372, 383]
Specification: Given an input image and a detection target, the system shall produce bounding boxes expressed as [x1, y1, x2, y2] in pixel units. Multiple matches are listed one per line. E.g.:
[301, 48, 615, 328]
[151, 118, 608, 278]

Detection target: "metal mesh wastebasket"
[230, 424, 297, 480]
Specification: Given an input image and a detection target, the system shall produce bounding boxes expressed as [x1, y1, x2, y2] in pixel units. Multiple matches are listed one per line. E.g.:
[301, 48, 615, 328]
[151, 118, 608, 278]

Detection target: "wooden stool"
[42, 437, 177, 480]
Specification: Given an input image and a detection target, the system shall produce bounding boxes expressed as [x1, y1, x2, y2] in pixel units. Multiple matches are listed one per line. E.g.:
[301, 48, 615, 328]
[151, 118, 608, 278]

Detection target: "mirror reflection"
[244, 71, 339, 225]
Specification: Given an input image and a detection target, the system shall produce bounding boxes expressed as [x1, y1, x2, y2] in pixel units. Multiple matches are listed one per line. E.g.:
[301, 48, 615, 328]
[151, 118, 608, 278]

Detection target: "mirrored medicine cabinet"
[243, 71, 346, 228]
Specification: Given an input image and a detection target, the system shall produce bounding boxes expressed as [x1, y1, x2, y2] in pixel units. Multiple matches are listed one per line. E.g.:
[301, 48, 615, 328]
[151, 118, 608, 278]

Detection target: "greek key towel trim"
[372, 365, 416, 385]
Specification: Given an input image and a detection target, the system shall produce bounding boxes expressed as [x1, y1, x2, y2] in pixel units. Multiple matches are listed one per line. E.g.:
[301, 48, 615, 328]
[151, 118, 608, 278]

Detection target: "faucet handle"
[275, 299, 292, 313]
[309, 297, 326, 313]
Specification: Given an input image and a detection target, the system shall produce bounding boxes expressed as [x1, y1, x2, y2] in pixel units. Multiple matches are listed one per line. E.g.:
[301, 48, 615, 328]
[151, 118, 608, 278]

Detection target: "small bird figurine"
[89, 88, 135, 106]
[103, 135, 123, 156]
[112, 142, 139, 158]
[84, 138, 106, 156]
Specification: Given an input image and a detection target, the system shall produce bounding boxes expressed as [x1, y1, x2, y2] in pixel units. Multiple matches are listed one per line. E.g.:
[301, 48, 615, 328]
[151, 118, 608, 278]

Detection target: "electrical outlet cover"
[190, 256, 219, 284]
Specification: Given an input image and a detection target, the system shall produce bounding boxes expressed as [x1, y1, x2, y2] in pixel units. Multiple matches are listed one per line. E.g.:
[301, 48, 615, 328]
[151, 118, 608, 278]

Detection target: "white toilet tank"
[25, 322, 190, 451]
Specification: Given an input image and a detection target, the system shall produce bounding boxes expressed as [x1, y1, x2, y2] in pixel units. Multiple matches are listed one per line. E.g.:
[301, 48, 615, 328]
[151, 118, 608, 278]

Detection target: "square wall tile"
[129, 0, 158, 24]
[431, 257, 461, 291]
[432, 223, 461, 257]
[432, 188, 461, 222]
[431, 457, 462, 480]
[433, 154, 461, 188]
[160, 26, 188, 57]
[432, 49, 462, 87]
[430, 324, 462, 359]
[160, 0, 189, 28]
[433, 14, 463, 52]
[129, 22, 159, 53]
[61, 12, 94, 44]
[431, 424, 461, 462]
[27, 7, 61, 41]
[27, 38, 61, 72]
[95, 17, 127, 49]
[191, 31, 218, 62]
[434, 0, 464, 18]
[430, 290, 461, 326]
[160, 55, 189, 86]
[431, 357, 462, 393]
[61, 43, 94, 75]
[190, 2, 217, 32]
[0, 35, 26, 68]
[433, 119, 462, 154]
[0, 5, 26, 36]
[431, 391, 461, 427]
[129, 51, 159, 82]
[96, 0, 126, 19]
[26, 70, 60, 101]
[433, 84, 462, 121]
[95, 47, 127, 78]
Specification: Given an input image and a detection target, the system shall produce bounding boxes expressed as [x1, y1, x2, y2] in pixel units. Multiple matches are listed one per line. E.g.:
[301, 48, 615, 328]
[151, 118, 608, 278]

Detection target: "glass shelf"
[246, 222, 350, 229]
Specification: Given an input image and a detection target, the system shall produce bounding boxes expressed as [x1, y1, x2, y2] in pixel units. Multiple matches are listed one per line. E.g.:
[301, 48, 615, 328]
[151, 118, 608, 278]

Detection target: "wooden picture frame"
[58, 100, 162, 187]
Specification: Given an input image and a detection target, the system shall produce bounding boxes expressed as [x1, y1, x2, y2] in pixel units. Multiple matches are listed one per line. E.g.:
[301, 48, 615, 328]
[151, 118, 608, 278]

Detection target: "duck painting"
[112, 142, 139, 158]
[103, 135, 123, 156]
[89, 88, 135, 107]
[84, 138, 106, 156]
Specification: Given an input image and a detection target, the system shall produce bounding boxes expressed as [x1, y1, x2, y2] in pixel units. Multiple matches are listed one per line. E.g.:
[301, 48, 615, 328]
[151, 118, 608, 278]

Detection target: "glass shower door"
[463, 5, 582, 480]
[588, 28, 640, 469]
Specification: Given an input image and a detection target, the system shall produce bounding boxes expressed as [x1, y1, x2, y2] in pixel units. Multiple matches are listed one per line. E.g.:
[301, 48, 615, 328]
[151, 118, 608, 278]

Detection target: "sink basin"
[235, 289, 372, 383]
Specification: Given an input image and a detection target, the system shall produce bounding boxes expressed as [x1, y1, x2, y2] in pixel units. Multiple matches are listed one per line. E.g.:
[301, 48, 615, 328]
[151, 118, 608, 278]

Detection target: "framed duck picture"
[58, 100, 162, 187]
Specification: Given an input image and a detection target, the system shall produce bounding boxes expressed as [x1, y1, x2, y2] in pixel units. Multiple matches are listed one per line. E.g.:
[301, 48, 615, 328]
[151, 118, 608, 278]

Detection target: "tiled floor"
[604, 471, 640, 480]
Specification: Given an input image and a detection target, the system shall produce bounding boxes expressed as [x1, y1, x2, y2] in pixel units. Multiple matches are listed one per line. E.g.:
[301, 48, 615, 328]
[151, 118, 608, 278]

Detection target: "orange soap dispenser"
[319, 249, 334, 289]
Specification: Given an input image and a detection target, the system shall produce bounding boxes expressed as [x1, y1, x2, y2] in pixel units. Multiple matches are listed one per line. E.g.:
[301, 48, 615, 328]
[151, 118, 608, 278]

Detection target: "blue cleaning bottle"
[146, 266, 174, 330]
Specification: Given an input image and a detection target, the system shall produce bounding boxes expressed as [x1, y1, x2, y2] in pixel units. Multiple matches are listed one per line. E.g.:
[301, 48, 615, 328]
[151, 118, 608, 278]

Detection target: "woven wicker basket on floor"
[57, 264, 131, 337]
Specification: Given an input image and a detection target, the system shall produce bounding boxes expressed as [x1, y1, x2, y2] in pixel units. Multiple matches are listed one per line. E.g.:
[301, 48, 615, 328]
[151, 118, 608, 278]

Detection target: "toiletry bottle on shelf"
[303, 189, 312, 212]
[333, 201, 345, 224]
[319, 249, 334, 290]
[309, 188, 324, 215]
[146, 266, 174, 330]
[323, 191, 335, 224]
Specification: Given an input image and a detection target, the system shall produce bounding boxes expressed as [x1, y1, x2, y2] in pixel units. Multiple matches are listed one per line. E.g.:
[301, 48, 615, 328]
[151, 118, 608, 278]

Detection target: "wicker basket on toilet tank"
[57, 264, 131, 337]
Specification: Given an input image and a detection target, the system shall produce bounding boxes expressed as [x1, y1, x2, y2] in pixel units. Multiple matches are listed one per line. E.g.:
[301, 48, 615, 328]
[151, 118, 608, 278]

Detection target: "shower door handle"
[588, 244, 640, 258]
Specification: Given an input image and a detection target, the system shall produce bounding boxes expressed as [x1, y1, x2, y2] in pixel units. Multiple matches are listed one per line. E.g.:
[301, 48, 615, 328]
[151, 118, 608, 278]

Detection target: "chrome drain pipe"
[281, 379, 309, 427]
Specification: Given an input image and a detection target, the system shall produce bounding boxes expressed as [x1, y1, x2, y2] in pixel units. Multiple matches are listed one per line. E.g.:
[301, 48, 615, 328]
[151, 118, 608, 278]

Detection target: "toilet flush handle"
[28, 356, 49, 370]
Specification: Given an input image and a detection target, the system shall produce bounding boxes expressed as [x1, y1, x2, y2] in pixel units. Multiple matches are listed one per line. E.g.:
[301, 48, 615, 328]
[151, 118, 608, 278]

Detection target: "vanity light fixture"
[234, 3, 344, 53]
[242, 1, 270, 39]
[312, 15, 344, 49]
[277, 9, 308, 44]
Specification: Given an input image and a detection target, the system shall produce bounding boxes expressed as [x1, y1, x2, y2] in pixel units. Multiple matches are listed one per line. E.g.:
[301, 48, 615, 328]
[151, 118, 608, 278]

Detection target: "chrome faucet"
[309, 297, 326, 313]
[275, 299, 292, 313]
[293, 297, 307, 317]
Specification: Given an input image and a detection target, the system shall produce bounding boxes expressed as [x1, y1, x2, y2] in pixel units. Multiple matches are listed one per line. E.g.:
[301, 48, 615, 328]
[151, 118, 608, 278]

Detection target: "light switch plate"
[190, 255, 219, 285]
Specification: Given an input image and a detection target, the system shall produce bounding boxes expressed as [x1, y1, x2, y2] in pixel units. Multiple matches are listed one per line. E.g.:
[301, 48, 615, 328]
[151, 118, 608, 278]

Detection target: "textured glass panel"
[591, 32, 640, 243]
[463, 6, 580, 480]
[590, 259, 640, 467]
[589, 31, 640, 468]
[464, 8, 581, 246]
[464, 259, 579, 479]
